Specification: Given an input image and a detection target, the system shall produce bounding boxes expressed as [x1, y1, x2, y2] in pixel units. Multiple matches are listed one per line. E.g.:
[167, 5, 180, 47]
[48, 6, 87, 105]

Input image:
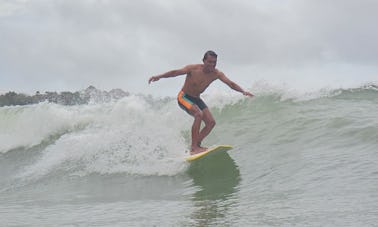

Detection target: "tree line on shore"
[0, 86, 129, 107]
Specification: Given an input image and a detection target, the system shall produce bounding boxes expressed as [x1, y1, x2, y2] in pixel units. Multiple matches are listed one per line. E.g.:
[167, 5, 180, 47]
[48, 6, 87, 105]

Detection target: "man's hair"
[203, 50, 217, 60]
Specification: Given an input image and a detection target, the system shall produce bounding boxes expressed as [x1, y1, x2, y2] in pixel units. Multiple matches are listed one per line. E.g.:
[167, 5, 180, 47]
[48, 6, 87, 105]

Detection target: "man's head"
[203, 50, 217, 61]
[202, 50, 217, 72]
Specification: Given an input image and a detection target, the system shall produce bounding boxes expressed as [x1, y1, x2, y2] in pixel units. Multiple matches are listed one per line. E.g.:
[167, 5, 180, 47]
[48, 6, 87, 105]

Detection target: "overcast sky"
[1, 0, 377, 96]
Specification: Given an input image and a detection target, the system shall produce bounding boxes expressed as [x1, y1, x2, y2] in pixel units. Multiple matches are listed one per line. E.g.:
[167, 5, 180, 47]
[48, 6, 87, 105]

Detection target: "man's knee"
[207, 119, 216, 128]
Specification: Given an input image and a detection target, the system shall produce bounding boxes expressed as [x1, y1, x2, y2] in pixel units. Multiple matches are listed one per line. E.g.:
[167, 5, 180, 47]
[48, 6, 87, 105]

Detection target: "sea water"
[1, 84, 378, 226]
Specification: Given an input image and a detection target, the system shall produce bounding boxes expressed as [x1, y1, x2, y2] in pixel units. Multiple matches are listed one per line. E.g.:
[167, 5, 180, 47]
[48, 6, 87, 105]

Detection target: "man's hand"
[148, 76, 160, 84]
[243, 91, 254, 97]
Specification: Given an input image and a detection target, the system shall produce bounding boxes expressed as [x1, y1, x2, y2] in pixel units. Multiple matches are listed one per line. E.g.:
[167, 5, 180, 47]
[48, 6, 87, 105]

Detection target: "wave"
[248, 81, 378, 101]
[1, 84, 377, 184]
[2, 96, 188, 180]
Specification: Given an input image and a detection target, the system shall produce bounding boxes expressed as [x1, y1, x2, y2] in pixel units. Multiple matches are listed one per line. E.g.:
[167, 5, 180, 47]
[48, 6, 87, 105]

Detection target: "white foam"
[17, 95, 189, 178]
[0, 102, 94, 153]
[247, 80, 374, 102]
[204, 88, 245, 109]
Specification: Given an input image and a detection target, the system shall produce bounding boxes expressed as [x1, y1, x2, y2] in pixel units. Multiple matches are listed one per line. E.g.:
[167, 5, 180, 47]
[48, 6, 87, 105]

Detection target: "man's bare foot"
[190, 146, 207, 155]
[197, 142, 207, 150]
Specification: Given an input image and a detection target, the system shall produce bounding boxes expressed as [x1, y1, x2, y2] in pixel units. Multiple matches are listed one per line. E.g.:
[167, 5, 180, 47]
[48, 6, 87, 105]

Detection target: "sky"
[1, 0, 377, 96]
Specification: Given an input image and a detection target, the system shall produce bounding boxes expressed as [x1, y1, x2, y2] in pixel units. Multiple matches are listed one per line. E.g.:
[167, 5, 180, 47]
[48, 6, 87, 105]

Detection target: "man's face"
[203, 55, 217, 72]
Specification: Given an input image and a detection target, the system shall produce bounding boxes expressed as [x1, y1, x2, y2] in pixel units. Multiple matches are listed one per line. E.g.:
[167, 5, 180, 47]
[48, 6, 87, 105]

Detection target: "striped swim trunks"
[177, 90, 208, 114]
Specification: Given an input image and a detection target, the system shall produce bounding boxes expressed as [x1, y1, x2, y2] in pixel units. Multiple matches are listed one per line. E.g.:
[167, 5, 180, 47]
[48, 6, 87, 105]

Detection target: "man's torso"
[182, 64, 219, 97]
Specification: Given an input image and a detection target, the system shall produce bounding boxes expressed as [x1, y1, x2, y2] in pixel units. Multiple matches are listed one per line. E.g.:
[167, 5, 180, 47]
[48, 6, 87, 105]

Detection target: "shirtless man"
[149, 50, 253, 154]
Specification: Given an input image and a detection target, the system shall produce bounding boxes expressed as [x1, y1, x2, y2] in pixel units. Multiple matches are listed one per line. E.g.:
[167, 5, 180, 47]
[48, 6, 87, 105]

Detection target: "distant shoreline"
[0, 86, 129, 107]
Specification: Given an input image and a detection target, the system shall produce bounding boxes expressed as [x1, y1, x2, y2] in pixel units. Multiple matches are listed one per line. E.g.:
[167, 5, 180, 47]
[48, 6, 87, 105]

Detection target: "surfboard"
[186, 145, 233, 162]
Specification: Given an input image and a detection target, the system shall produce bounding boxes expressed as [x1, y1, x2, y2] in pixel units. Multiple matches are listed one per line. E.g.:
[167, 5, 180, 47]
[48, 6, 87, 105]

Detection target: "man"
[149, 50, 253, 154]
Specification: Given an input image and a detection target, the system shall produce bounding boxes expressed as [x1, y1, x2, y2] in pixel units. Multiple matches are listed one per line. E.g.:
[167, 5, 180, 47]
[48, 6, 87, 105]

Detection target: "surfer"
[149, 50, 253, 154]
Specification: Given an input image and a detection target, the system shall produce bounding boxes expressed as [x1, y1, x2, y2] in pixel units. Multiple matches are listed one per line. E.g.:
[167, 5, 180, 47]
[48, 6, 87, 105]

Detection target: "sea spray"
[15, 95, 189, 179]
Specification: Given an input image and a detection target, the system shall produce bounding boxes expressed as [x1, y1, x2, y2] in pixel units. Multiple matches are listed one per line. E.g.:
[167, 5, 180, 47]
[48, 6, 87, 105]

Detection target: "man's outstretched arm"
[148, 65, 191, 84]
[218, 72, 254, 97]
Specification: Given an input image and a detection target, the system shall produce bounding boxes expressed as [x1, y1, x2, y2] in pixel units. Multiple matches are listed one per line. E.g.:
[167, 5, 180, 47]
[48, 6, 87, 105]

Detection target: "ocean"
[1, 85, 378, 226]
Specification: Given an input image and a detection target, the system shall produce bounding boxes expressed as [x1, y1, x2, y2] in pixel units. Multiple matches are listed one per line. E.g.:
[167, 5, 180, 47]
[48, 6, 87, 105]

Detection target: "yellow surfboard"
[186, 145, 233, 162]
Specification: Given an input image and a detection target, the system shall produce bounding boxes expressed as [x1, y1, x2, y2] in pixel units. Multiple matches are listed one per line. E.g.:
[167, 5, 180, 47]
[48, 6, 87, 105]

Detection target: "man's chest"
[189, 71, 217, 85]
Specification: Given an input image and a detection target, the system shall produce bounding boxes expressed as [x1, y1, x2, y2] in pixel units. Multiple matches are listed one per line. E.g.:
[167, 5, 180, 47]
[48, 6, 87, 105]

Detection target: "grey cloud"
[0, 0, 377, 93]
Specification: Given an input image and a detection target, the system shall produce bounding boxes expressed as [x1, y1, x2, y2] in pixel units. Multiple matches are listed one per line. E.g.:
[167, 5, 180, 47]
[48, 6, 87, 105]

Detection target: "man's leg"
[197, 108, 216, 147]
[188, 105, 207, 154]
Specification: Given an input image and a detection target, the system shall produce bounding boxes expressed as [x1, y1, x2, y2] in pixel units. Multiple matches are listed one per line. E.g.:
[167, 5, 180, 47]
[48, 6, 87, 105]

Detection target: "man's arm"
[148, 65, 191, 84]
[218, 72, 254, 97]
